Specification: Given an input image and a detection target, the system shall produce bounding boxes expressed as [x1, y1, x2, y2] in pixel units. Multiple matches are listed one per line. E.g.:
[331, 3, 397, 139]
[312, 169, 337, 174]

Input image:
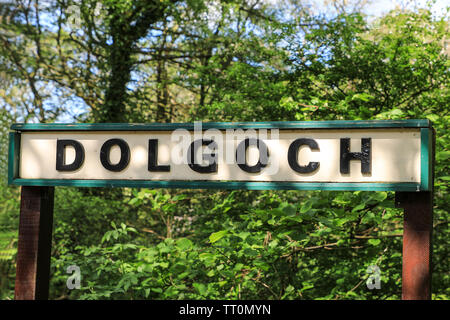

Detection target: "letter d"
[56, 140, 85, 171]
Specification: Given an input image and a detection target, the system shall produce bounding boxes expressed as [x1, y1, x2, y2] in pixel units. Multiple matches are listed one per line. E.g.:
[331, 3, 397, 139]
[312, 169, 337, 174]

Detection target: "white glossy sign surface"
[19, 129, 421, 183]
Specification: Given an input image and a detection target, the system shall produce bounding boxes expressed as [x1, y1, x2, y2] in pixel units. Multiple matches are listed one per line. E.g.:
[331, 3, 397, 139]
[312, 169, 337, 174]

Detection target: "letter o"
[236, 138, 269, 173]
[100, 138, 130, 172]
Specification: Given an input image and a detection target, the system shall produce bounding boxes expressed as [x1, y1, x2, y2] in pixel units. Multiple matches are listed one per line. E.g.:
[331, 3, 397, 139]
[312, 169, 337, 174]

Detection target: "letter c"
[288, 138, 320, 173]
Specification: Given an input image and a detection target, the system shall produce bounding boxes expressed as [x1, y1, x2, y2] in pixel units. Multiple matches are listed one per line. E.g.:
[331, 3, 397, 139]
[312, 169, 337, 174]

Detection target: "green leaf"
[437, 151, 450, 161]
[352, 93, 374, 102]
[172, 195, 186, 201]
[352, 203, 365, 212]
[335, 218, 348, 226]
[176, 238, 193, 251]
[390, 109, 404, 116]
[193, 283, 207, 296]
[237, 232, 251, 240]
[209, 230, 228, 243]
[370, 192, 388, 202]
[426, 114, 439, 122]
[279, 202, 297, 216]
[233, 263, 244, 271]
[300, 200, 313, 214]
[243, 248, 258, 256]
[368, 239, 381, 246]
[177, 272, 189, 280]
[299, 282, 314, 293]
[128, 197, 140, 205]
[286, 215, 303, 223]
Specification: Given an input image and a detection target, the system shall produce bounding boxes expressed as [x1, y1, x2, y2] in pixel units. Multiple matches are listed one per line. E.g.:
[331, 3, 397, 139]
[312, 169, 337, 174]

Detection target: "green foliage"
[0, 108, 19, 299]
[54, 190, 406, 299]
[284, 11, 449, 122]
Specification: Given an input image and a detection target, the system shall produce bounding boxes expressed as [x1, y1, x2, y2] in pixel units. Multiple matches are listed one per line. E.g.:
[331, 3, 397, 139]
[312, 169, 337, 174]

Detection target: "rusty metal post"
[395, 191, 433, 300]
[15, 186, 54, 300]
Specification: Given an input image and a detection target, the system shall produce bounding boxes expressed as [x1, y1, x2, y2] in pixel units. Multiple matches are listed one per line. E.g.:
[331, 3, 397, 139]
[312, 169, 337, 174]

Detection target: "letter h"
[340, 138, 371, 174]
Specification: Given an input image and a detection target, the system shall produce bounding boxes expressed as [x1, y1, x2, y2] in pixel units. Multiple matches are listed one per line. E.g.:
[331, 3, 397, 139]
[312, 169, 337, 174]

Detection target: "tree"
[0, 1, 448, 300]
[0, 0, 179, 123]
[284, 10, 449, 121]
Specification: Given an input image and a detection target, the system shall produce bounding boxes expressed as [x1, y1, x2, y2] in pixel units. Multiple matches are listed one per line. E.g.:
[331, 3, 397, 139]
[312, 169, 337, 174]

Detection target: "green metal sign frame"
[8, 119, 433, 191]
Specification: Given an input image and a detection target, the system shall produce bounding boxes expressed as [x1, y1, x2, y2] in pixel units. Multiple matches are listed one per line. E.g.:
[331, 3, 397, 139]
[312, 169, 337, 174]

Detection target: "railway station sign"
[9, 120, 432, 191]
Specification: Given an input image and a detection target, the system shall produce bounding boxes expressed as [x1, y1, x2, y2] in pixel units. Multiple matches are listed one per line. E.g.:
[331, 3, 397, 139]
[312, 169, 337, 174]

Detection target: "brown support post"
[15, 186, 54, 300]
[395, 191, 433, 300]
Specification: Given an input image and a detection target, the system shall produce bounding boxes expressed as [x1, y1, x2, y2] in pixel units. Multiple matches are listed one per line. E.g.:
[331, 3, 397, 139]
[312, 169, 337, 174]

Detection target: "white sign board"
[8, 121, 432, 191]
